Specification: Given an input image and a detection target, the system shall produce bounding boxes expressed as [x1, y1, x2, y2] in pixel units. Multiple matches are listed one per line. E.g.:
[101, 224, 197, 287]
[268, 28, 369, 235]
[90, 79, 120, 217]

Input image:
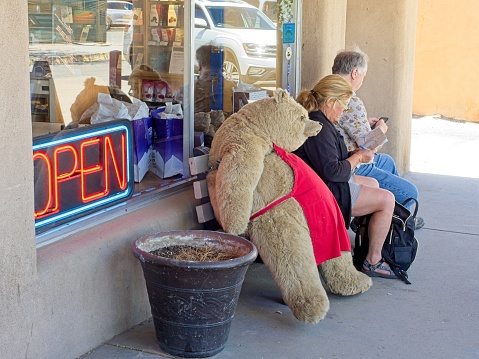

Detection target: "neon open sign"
[33, 120, 134, 232]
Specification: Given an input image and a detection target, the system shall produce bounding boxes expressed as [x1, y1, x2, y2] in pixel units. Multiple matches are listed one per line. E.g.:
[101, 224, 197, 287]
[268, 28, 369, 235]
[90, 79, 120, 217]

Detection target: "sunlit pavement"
[411, 115, 479, 178]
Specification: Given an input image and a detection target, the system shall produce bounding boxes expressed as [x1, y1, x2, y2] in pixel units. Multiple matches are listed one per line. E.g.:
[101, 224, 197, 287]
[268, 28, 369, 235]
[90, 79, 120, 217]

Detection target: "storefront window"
[28, 0, 190, 235]
[29, 0, 281, 234]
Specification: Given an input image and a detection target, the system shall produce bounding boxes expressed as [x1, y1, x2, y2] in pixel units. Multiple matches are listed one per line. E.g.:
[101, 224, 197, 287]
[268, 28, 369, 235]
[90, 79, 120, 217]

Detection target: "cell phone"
[371, 117, 389, 129]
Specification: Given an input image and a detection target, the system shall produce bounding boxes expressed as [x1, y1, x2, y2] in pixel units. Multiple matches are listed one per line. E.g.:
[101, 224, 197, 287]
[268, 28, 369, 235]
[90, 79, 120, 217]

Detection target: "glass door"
[191, 0, 301, 116]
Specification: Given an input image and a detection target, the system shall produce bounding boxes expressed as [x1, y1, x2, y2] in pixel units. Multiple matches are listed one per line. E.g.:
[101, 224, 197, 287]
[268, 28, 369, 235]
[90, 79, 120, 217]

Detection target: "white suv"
[195, 0, 277, 87]
[107, 1, 132, 29]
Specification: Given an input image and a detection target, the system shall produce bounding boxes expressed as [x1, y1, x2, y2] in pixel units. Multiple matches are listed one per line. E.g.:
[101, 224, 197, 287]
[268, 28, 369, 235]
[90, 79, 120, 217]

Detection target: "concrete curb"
[29, 41, 116, 65]
[29, 52, 110, 65]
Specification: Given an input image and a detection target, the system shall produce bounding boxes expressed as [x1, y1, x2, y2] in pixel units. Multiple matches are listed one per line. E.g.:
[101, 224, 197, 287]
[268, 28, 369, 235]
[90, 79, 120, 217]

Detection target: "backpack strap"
[401, 197, 419, 218]
[352, 215, 371, 270]
[388, 265, 411, 285]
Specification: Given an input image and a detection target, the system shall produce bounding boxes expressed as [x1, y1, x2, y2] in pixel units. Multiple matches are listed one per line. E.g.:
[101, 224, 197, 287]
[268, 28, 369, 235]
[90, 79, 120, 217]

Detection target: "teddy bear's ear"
[84, 77, 97, 89]
[272, 88, 291, 103]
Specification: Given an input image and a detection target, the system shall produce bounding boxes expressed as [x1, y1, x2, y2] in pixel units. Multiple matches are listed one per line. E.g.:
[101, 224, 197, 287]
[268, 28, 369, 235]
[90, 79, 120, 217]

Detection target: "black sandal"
[361, 259, 397, 279]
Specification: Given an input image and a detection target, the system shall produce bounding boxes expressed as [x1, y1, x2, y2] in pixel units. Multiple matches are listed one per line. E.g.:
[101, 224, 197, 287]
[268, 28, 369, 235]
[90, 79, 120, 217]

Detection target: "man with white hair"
[332, 46, 424, 229]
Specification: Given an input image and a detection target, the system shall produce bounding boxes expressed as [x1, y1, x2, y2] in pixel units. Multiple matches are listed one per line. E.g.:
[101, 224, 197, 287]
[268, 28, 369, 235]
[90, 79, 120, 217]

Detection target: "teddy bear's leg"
[248, 203, 330, 323]
[318, 251, 372, 296]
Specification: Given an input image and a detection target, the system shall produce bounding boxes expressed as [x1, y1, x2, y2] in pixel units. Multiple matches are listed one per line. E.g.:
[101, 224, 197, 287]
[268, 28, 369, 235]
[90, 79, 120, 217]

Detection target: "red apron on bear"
[250, 144, 351, 265]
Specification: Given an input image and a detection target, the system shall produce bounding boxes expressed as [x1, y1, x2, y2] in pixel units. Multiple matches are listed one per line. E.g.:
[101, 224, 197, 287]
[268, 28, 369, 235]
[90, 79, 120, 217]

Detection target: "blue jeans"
[355, 153, 418, 210]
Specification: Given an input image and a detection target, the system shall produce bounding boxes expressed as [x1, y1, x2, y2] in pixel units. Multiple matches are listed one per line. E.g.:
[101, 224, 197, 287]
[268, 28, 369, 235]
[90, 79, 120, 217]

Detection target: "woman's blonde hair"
[296, 74, 353, 113]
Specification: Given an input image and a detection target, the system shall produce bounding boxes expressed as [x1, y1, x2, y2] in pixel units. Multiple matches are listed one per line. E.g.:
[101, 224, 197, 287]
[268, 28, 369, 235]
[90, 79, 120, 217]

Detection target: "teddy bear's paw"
[285, 292, 330, 324]
[319, 251, 372, 296]
[322, 269, 372, 296]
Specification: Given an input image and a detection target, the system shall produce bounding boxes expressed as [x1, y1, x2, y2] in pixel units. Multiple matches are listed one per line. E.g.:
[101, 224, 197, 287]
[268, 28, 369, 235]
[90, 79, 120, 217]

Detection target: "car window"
[195, 6, 208, 23]
[205, 6, 275, 30]
[108, 2, 132, 10]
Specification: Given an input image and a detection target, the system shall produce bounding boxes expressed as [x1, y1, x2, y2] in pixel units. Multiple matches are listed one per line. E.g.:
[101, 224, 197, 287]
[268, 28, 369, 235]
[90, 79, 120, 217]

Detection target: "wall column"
[0, 1, 37, 358]
[345, 0, 418, 174]
[301, 0, 347, 91]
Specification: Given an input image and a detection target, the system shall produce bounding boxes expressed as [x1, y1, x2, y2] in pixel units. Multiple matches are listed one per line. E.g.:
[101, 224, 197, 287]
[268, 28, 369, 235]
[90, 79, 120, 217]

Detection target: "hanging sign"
[283, 23, 295, 44]
[33, 120, 134, 232]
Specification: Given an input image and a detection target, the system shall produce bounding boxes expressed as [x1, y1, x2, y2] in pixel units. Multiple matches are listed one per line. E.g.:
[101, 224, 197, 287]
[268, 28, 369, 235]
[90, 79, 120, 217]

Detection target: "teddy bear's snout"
[304, 121, 322, 137]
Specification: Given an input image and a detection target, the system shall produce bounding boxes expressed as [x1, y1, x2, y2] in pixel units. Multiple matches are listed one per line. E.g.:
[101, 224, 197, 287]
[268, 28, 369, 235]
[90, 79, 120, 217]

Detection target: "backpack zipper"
[392, 214, 407, 231]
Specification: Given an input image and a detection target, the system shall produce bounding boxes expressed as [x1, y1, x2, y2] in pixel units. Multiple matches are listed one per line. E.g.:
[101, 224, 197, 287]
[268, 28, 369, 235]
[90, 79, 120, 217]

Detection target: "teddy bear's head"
[207, 88, 323, 236]
[194, 111, 212, 134]
[234, 88, 322, 152]
[209, 110, 225, 131]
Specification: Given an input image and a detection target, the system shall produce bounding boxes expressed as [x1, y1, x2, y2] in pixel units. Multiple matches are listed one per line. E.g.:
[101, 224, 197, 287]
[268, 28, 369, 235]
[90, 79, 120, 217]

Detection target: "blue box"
[150, 109, 183, 178]
[131, 116, 153, 182]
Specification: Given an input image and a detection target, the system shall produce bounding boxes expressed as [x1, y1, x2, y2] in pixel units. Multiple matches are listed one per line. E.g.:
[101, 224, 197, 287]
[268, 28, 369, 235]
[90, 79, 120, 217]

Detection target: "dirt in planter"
[150, 245, 241, 262]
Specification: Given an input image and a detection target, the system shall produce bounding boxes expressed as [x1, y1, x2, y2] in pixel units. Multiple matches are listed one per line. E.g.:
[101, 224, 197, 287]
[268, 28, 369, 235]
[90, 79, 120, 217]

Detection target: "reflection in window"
[206, 7, 275, 30]
[191, 2, 277, 150]
[194, 2, 277, 90]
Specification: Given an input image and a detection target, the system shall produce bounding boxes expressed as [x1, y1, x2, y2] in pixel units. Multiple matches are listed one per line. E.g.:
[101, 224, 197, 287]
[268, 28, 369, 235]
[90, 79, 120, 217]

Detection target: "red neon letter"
[80, 138, 106, 202]
[104, 133, 127, 191]
[33, 151, 54, 218]
[52, 145, 79, 213]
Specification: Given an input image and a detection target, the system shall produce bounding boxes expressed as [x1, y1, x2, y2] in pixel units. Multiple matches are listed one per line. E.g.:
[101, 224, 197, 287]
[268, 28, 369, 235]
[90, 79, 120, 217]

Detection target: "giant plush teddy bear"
[206, 89, 372, 323]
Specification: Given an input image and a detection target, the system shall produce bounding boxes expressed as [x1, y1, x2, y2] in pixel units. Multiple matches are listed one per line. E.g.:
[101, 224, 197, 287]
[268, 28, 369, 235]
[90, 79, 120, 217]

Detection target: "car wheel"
[223, 52, 240, 84]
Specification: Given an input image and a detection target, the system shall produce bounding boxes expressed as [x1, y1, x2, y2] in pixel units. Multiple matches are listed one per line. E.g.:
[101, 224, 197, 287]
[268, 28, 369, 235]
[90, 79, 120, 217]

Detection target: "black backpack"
[352, 198, 419, 284]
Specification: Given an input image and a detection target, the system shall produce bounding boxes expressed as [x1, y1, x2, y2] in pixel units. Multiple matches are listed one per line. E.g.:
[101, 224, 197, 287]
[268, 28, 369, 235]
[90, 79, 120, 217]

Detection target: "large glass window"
[28, 0, 280, 234]
[29, 0, 189, 235]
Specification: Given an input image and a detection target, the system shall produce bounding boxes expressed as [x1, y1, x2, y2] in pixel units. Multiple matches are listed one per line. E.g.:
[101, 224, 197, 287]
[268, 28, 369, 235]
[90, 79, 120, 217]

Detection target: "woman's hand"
[348, 148, 376, 168]
[357, 148, 376, 163]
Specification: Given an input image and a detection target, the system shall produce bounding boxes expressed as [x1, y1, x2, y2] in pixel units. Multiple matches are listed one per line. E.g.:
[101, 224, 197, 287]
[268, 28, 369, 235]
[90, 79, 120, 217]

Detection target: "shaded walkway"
[79, 117, 479, 359]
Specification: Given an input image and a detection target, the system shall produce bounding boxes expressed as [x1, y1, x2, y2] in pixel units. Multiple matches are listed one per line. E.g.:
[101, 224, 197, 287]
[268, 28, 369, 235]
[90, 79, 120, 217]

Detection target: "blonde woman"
[294, 74, 397, 279]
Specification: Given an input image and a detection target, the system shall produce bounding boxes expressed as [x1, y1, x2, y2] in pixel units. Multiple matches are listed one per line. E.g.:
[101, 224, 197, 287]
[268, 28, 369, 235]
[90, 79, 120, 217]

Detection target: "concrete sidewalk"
[79, 116, 479, 359]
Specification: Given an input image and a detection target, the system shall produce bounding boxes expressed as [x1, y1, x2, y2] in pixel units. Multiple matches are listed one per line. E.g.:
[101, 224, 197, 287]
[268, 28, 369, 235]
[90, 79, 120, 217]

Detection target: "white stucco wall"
[0, 0, 38, 357]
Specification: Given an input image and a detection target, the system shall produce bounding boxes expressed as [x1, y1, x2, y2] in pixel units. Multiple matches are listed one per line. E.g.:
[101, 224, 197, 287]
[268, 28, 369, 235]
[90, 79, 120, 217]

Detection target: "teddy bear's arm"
[214, 146, 265, 235]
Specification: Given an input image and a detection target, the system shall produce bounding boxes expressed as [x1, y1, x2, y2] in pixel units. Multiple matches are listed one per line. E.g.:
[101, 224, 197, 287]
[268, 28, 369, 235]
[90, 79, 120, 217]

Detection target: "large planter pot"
[132, 230, 257, 358]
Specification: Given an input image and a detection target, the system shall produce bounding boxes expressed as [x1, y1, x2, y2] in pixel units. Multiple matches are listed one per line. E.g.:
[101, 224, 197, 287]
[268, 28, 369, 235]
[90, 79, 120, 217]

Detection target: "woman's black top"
[293, 110, 353, 228]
